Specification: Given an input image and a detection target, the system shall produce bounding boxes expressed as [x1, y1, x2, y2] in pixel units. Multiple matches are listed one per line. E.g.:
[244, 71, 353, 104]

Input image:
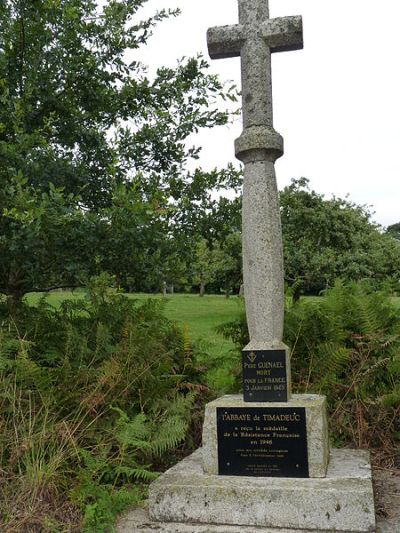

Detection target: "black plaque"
[217, 407, 309, 477]
[242, 350, 288, 402]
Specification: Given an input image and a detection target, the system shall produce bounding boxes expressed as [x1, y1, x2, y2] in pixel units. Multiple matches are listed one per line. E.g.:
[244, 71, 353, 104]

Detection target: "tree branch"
[29, 284, 83, 293]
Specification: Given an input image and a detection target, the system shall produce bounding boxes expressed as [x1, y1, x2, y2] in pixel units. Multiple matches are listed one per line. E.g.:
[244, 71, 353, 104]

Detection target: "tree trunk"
[6, 291, 24, 315]
[199, 282, 205, 297]
[170, 284, 174, 295]
[239, 283, 244, 297]
[292, 281, 303, 304]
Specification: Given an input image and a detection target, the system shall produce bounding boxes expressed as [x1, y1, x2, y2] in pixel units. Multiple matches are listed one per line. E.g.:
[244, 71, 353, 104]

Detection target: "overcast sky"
[134, 0, 399, 228]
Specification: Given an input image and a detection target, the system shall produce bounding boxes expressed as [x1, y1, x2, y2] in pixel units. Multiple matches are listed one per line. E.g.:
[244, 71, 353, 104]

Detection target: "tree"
[197, 178, 400, 298]
[0, 0, 238, 305]
[191, 238, 219, 296]
[386, 223, 400, 241]
[212, 232, 242, 297]
[280, 178, 400, 295]
[0, 176, 97, 312]
[196, 188, 242, 244]
[96, 183, 168, 292]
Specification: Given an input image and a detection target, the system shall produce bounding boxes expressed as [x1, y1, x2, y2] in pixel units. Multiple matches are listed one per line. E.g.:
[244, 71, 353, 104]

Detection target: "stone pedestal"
[150, 447, 375, 532]
[146, 393, 375, 532]
[148, 448, 375, 532]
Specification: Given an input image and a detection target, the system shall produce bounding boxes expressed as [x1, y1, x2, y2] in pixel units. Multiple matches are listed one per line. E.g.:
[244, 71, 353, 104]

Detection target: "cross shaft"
[207, 0, 303, 348]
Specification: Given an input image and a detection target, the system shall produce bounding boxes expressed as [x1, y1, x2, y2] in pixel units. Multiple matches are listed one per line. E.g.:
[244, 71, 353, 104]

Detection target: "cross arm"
[262, 16, 303, 53]
[207, 24, 244, 60]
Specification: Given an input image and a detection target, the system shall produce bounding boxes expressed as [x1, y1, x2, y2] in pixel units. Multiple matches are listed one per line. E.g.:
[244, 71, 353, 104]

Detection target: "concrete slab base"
[116, 468, 398, 533]
[117, 508, 352, 532]
[147, 448, 375, 532]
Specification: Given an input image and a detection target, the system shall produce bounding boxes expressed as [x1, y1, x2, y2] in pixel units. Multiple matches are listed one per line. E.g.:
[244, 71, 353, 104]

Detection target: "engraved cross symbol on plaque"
[207, 1, 303, 354]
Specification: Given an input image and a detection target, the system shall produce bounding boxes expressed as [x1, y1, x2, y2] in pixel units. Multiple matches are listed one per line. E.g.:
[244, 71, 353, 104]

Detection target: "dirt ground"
[373, 468, 400, 532]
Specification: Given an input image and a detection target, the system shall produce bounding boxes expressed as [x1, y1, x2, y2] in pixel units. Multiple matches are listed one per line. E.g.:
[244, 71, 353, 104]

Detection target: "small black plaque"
[217, 407, 309, 477]
[242, 350, 288, 402]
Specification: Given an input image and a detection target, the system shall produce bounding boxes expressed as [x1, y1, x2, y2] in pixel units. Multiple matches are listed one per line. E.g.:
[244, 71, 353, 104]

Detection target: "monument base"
[148, 448, 375, 532]
[118, 508, 373, 533]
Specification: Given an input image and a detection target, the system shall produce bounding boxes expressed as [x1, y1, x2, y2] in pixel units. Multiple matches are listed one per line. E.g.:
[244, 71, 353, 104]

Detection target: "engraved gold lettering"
[257, 362, 284, 369]
[222, 413, 252, 421]
[256, 369, 271, 376]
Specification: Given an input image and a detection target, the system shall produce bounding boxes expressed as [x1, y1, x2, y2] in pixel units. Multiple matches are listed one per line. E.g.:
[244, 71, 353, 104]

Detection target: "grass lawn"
[24, 291, 400, 368]
[391, 297, 400, 308]
[26, 291, 243, 361]
[133, 293, 243, 360]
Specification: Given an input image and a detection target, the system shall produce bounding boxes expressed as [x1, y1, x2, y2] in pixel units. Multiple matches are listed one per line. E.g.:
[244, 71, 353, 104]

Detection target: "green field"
[24, 291, 400, 359]
[26, 291, 243, 359]
[391, 297, 400, 308]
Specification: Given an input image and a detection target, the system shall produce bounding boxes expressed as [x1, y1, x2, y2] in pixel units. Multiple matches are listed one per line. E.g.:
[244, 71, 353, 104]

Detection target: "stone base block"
[202, 394, 329, 478]
[149, 448, 375, 532]
[118, 508, 367, 532]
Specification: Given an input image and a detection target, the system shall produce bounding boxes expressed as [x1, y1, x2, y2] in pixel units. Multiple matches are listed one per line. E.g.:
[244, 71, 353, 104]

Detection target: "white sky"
[134, 0, 400, 228]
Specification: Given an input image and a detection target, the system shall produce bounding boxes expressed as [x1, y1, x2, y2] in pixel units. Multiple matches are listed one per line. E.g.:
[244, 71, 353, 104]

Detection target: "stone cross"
[208, 0, 303, 351]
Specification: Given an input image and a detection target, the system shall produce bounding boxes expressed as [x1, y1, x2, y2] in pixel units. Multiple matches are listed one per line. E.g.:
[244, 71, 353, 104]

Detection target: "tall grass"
[0, 278, 211, 531]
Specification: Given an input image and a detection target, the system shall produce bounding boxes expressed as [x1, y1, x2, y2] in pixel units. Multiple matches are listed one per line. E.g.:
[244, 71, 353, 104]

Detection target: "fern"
[313, 343, 352, 380]
[181, 324, 192, 357]
[114, 466, 158, 482]
[14, 340, 53, 399]
[218, 281, 400, 458]
[150, 415, 189, 457]
[148, 393, 195, 457]
[381, 387, 400, 408]
[350, 285, 381, 335]
[114, 411, 152, 450]
[0, 279, 209, 530]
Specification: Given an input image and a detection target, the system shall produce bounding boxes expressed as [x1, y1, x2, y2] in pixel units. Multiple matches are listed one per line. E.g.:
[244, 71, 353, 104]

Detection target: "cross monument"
[208, 0, 303, 397]
[147, 5, 376, 527]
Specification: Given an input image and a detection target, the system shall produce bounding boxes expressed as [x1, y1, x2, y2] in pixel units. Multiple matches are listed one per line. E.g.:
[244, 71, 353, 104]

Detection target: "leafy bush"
[0, 277, 209, 531]
[218, 283, 400, 465]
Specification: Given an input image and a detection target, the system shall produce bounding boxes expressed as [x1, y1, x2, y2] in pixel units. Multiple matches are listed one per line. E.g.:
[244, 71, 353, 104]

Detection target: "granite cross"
[208, 0, 303, 353]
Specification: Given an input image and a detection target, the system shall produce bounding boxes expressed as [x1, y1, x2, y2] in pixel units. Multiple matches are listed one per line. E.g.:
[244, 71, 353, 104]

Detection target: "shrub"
[0, 277, 209, 531]
[218, 283, 400, 465]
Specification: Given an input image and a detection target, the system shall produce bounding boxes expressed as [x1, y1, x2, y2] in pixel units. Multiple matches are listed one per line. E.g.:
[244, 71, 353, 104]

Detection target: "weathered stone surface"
[207, 25, 245, 60]
[241, 158, 284, 345]
[262, 16, 303, 53]
[202, 395, 329, 478]
[118, 470, 400, 532]
[207, 2, 303, 130]
[235, 126, 283, 163]
[207, 1, 303, 348]
[148, 448, 375, 532]
[117, 507, 359, 533]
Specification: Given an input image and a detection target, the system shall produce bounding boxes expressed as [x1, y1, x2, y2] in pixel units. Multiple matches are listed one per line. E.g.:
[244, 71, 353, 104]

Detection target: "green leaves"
[281, 178, 400, 295]
[0, 174, 96, 303]
[0, 0, 233, 206]
[0, 0, 238, 301]
[0, 283, 208, 529]
[285, 283, 400, 452]
[219, 283, 400, 457]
